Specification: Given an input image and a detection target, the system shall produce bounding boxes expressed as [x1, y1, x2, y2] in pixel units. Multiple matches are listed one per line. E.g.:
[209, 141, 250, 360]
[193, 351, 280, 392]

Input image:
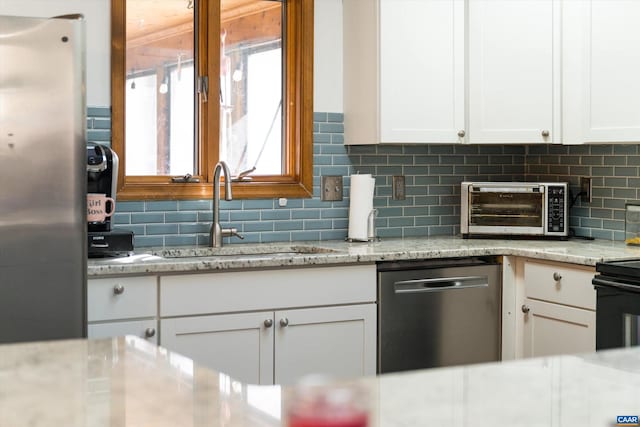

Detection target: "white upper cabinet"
[345, 0, 638, 145]
[379, 0, 465, 143]
[344, 0, 465, 145]
[344, 0, 559, 145]
[467, 0, 560, 144]
[563, 0, 640, 144]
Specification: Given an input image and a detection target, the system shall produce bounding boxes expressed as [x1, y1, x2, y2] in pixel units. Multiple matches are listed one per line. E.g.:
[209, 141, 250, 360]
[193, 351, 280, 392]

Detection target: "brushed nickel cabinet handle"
[280, 318, 289, 327]
[113, 284, 125, 295]
[553, 272, 562, 281]
[264, 319, 273, 328]
[541, 130, 550, 137]
[144, 328, 156, 338]
[522, 304, 530, 314]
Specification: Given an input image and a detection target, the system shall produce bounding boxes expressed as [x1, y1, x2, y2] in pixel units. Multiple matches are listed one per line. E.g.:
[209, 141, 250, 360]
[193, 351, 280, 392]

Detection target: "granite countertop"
[2, 336, 639, 427]
[88, 236, 640, 277]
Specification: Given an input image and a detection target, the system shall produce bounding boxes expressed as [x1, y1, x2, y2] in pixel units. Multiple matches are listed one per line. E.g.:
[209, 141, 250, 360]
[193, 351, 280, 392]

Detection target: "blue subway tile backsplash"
[87, 107, 640, 247]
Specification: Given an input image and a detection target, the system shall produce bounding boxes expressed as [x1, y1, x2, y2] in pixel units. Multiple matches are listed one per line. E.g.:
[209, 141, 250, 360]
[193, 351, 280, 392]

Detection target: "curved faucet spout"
[214, 161, 232, 202]
[211, 161, 233, 247]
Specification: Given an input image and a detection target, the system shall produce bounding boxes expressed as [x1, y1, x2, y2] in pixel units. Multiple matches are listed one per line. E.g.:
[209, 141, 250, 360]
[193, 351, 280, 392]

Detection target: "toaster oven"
[460, 182, 569, 238]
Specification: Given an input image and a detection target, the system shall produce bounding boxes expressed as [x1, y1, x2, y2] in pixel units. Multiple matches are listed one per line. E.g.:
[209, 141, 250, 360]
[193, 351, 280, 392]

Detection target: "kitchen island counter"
[2, 336, 639, 426]
[88, 236, 640, 277]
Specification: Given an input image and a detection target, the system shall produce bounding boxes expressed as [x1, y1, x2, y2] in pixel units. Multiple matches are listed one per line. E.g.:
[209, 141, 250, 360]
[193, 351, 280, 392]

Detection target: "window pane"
[220, 0, 283, 177]
[125, 0, 195, 176]
[126, 74, 157, 175]
[169, 65, 195, 174]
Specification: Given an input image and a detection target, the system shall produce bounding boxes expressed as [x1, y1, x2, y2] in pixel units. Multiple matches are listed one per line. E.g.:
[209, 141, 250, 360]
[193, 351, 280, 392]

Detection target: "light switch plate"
[393, 175, 406, 200]
[321, 176, 343, 201]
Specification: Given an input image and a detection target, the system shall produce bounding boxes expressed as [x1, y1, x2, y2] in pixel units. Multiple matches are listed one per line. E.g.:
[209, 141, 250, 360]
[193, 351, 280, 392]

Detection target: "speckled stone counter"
[88, 236, 640, 277]
[2, 336, 639, 426]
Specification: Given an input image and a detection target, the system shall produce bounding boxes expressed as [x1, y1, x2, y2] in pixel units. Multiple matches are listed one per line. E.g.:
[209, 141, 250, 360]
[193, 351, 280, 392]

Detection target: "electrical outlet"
[580, 177, 592, 203]
[321, 176, 343, 201]
[392, 175, 406, 200]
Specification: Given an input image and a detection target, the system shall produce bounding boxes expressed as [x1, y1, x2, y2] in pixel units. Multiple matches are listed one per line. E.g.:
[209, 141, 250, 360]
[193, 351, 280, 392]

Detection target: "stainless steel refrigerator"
[0, 14, 87, 343]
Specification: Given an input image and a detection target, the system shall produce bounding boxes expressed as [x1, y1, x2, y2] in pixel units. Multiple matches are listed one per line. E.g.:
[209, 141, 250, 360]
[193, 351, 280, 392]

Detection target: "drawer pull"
[264, 319, 273, 328]
[280, 318, 289, 327]
[113, 284, 125, 295]
[144, 328, 156, 338]
[552, 272, 562, 281]
[522, 304, 530, 314]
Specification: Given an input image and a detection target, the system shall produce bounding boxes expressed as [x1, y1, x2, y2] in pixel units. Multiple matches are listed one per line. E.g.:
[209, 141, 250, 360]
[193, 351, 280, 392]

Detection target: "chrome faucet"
[210, 161, 243, 247]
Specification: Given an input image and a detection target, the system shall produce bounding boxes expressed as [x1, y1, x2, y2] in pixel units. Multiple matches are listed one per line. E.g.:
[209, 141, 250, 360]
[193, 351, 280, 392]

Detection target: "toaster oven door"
[468, 188, 545, 234]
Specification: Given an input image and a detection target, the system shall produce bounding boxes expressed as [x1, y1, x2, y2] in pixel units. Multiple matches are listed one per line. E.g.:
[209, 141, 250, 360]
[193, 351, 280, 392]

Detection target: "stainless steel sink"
[152, 244, 339, 258]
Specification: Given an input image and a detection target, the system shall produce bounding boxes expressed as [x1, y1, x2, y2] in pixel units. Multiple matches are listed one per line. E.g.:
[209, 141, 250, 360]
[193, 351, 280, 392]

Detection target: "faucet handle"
[222, 228, 244, 240]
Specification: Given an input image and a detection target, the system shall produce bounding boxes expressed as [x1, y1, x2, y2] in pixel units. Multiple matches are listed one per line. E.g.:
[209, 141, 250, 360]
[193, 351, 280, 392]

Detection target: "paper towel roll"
[348, 174, 375, 241]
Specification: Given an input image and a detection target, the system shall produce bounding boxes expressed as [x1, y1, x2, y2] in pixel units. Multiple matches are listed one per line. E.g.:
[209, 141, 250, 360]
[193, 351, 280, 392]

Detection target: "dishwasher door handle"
[393, 276, 489, 294]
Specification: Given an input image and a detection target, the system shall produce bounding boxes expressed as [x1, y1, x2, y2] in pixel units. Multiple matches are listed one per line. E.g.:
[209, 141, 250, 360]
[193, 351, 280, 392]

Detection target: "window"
[111, 0, 313, 200]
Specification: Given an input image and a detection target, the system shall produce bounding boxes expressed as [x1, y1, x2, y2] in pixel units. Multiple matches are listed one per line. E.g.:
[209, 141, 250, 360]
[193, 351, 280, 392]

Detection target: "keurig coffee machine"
[87, 142, 134, 257]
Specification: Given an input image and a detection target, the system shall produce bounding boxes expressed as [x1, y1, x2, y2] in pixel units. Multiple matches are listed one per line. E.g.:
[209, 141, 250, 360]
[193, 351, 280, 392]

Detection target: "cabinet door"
[88, 319, 158, 344]
[563, 0, 640, 143]
[468, 0, 559, 144]
[379, 0, 464, 143]
[274, 304, 376, 385]
[522, 298, 595, 358]
[161, 312, 274, 385]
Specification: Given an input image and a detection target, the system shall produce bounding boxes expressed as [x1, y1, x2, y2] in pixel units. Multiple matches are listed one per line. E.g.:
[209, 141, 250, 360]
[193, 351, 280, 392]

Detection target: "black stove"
[594, 259, 640, 292]
[593, 259, 640, 350]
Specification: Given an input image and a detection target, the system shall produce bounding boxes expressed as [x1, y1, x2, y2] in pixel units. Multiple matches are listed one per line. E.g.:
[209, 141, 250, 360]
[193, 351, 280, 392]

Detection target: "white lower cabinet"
[514, 258, 596, 359]
[273, 304, 376, 385]
[161, 304, 376, 385]
[88, 319, 158, 345]
[87, 276, 158, 344]
[161, 311, 274, 385]
[159, 264, 377, 385]
[522, 298, 595, 358]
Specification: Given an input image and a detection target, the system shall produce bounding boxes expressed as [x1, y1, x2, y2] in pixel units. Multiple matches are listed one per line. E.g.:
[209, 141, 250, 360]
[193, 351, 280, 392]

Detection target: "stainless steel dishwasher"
[377, 256, 501, 373]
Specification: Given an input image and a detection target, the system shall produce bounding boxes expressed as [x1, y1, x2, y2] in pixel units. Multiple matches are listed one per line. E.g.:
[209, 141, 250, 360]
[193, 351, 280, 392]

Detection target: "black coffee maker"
[87, 143, 134, 257]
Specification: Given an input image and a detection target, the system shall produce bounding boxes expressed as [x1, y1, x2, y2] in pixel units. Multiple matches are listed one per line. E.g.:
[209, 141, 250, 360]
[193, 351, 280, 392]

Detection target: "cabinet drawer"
[160, 264, 376, 317]
[523, 260, 595, 310]
[88, 276, 158, 321]
[88, 319, 158, 344]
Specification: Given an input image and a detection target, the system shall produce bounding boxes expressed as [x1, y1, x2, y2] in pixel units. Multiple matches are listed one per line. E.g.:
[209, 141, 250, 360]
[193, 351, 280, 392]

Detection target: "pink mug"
[87, 193, 115, 223]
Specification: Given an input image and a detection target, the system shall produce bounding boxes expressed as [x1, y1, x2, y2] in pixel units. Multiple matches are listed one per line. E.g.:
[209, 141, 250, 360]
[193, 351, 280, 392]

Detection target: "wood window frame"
[110, 0, 314, 200]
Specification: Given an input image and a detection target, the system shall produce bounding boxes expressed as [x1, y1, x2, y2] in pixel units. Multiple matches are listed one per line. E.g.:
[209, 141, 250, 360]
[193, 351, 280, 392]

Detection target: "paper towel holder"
[345, 209, 379, 243]
[367, 208, 377, 241]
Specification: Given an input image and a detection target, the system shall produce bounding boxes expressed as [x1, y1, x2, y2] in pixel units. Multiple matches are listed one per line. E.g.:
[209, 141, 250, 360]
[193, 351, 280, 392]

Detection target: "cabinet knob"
[264, 319, 273, 328]
[280, 318, 289, 327]
[553, 272, 562, 281]
[521, 304, 530, 314]
[144, 328, 156, 338]
[113, 284, 125, 295]
[541, 130, 550, 137]
[457, 130, 466, 138]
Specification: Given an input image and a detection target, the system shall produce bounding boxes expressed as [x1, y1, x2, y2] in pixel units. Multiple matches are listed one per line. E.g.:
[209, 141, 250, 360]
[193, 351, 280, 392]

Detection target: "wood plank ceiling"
[126, 0, 279, 41]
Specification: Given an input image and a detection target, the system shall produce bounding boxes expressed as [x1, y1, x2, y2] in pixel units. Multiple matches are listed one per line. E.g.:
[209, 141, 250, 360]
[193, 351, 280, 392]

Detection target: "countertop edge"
[87, 237, 640, 277]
